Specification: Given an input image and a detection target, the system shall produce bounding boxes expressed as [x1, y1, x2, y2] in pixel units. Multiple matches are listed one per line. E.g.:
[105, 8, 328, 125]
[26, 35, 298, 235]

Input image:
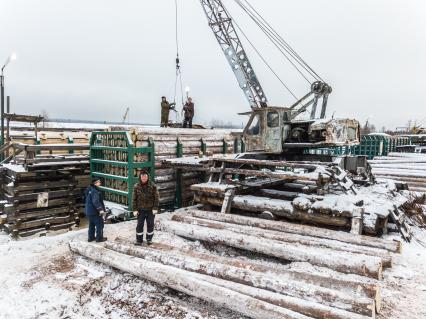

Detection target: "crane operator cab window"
[247, 114, 261, 135]
[267, 111, 280, 128]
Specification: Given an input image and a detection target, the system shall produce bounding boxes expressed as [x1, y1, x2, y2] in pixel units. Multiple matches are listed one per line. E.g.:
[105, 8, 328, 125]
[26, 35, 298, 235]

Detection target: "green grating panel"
[90, 132, 155, 215]
[305, 135, 413, 159]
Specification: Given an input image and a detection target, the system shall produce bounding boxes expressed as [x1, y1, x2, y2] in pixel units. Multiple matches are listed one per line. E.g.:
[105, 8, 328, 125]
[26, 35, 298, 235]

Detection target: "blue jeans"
[87, 215, 104, 242]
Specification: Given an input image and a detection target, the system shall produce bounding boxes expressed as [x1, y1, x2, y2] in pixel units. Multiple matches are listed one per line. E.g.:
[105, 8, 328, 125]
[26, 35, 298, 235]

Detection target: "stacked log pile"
[174, 156, 407, 236]
[8, 130, 91, 154]
[0, 148, 90, 237]
[129, 127, 238, 207]
[370, 152, 426, 194]
[70, 209, 401, 319]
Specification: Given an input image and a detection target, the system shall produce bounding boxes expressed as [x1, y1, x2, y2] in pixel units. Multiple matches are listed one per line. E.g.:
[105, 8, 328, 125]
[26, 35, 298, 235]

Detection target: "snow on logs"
[194, 193, 351, 227]
[170, 214, 393, 267]
[69, 241, 310, 319]
[68, 205, 396, 318]
[192, 180, 411, 235]
[134, 128, 237, 205]
[158, 218, 384, 279]
[184, 209, 400, 253]
[370, 153, 426, 194]
[105, 240, 376, 318]
[100, 127, 238, 206]
[111, 237, 381, 308]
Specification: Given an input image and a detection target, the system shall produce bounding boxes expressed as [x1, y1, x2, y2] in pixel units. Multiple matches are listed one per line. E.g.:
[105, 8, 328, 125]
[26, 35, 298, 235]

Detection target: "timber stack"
[9, 130, 90, 154]
[101, 127, 239, 207]
[0, 143, 90, 237]
[71, 208, 402, 319]
[164, 155, 410, 236]
[370, 152, 426, 194]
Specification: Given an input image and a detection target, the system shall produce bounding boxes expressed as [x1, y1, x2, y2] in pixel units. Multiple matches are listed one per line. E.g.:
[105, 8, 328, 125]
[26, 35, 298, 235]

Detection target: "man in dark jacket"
[160, 96, 176, 128]
[84, 178, 107, 242]
[183, 97, 195, 128]
[132, 170, 160, 245]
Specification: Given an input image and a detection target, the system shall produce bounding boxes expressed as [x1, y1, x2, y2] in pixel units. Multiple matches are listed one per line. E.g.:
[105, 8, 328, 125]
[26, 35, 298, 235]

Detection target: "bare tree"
[361, 120, 376, 135]
[41, 109, 49, 128]
[209, 119, 240, 129]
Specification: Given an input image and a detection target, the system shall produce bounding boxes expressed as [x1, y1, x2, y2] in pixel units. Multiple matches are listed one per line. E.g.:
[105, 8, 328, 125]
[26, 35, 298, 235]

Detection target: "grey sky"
[1, 0, 425, 129]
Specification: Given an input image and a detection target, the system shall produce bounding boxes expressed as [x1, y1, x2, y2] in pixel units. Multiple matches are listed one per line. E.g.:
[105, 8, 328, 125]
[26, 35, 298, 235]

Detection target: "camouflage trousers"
[161, 110, 170, 127]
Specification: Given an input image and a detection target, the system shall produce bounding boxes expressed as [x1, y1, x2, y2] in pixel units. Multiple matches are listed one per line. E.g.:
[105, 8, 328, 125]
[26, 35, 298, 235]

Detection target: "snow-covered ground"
[0, 217, 425, 319]
[0, 219, 245, 319]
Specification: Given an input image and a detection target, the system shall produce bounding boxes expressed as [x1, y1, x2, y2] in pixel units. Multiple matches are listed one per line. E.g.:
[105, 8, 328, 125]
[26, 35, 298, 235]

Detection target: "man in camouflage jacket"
[132, 170, 160, 245]
[160, 96, 176, 128]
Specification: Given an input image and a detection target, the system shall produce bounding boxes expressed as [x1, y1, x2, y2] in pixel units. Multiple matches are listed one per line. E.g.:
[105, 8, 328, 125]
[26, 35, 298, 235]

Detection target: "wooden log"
[106, 241, 375, 318]
[259, 189, 302, 200]
[373, 176, 426, 183]
[387, 152, 426, 158]
[199, 273, 372, 319]
[209, 167, 317, 182]
[370, 164, 426, 171]
[69, 241, 309, 319]
[369, 159, 426, 164]
[113, 237, 380, 305]
[11, 215, 75, 230]
[194, 195, 351, 228]
[211, 158, 321, 171]
[183, 209, 400, 253]
[371, 169, 426, 178]
[171, 215, 392, 268]
[158, 219, 383, 279]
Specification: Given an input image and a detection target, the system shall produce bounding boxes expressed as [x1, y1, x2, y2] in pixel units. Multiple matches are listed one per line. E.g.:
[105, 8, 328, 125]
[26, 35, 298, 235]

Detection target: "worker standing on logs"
[183, 97, 195, 128]
[84, 178, 107, 243]
[160, 96, 176, 127]
[132, 170, 160, 246]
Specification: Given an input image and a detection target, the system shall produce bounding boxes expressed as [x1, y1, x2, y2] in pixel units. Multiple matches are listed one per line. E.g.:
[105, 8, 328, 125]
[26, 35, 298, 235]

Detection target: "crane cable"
[234, 0, 318, 82]
[174, 0, 185, 108]
[234, 0, 313, 83]
[239, 0, 324, 82]
[228, 10, 299, 100]
[233, 0, 324, 84]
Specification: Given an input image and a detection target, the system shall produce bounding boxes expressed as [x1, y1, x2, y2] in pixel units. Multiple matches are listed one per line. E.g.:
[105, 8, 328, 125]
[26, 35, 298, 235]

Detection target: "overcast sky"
[1, 0, 425, 129]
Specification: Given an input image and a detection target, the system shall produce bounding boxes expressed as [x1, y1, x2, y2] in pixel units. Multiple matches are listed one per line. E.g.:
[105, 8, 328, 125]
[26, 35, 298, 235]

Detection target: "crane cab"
[241, 107, 361, 154]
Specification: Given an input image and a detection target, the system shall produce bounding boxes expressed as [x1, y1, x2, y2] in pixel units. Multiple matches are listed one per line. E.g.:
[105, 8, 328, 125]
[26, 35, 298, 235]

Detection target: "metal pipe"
[1, 75, 4, 149]
[6, 96, 10, 157]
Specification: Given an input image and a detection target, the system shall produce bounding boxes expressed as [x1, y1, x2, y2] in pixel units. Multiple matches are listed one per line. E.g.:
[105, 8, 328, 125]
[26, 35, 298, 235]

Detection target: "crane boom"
[197, 0, 360, 153]
[200, 0, 268, 109]
[122, 107, 130, 124]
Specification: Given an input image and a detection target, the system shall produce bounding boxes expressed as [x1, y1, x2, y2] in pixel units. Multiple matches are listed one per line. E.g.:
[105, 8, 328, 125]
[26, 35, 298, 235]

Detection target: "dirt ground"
[0, 216, 425, 319]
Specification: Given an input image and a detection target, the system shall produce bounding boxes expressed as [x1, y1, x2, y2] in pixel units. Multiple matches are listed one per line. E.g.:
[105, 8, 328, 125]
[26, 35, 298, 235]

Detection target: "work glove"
[133, 211, 139, 217]
[152, 209, 159, 215]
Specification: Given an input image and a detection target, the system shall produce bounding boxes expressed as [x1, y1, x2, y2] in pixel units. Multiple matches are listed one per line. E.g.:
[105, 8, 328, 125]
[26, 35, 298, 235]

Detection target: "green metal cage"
[89, 131, 155, 212]
[306, 135, 413, 159]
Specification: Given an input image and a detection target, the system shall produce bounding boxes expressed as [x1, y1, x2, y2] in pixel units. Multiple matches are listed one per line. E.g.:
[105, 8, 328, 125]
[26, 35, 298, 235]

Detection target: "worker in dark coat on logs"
[84, 178, 107, 243]
[132, 170, 160, 246]
[183, 97, 195, 128]
[160, 96, 176, 128]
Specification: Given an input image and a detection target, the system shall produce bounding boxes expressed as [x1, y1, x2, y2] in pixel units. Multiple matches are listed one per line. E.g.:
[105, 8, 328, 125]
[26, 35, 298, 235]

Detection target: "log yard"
[0, 1, 425, 318]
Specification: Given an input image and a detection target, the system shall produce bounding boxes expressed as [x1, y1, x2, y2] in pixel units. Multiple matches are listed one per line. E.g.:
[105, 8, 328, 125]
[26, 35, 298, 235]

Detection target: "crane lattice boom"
[200, 0, 268, 109]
